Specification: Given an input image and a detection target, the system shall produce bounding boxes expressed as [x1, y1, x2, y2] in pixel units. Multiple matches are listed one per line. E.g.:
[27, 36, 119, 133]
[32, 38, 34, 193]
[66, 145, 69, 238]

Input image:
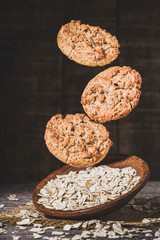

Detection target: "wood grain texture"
[0, 0, 64, 182]
[0, 0, 160, 182]
[32, 155, 150, 218]
[117, 0, 160, 180]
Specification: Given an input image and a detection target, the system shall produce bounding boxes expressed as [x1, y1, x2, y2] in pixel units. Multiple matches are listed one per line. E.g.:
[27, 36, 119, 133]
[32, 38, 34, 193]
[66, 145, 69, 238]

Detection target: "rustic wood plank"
[117, 0, 160, 180]
[0, 0, 64, 182]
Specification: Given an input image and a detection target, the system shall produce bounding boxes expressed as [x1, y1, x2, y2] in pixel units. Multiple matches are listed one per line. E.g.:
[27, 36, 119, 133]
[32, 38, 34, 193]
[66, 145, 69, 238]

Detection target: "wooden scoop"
[32, 155, 150, 219]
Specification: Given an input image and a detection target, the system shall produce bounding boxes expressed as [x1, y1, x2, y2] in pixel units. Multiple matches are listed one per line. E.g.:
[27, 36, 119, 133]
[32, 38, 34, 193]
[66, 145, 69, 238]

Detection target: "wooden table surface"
[0, 181, 160, 239]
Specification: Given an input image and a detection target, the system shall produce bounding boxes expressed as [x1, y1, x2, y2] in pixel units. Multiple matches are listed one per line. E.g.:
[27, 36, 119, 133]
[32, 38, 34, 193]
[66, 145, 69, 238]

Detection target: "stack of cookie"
[45, 20, 142, 168]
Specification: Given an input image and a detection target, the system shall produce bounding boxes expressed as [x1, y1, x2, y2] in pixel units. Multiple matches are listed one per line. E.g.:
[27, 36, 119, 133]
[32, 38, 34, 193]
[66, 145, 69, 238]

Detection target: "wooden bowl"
[32, 155, 150, 219]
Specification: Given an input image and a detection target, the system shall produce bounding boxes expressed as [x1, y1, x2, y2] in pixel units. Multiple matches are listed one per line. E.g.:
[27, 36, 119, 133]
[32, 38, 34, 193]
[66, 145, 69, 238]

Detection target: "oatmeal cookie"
[57, 20, 120, 67]
[81, 66, 142, 123]
[44, 113, 113, 167]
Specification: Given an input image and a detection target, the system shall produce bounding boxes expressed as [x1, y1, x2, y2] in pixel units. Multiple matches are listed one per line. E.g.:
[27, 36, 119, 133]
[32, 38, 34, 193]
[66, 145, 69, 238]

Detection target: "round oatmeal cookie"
[81, 66, 142, 123]
[44, 113, 113, 167]
[57, 20, 120, 67]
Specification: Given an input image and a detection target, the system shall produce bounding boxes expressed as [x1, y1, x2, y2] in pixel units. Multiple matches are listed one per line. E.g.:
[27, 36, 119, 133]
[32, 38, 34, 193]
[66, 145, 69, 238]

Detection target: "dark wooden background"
[1, 0, 160, 182]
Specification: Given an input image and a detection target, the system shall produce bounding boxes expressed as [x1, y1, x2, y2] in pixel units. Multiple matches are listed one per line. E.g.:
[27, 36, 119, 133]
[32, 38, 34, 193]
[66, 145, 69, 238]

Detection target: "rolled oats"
[33, 233, 43, 239]
[38, 165, 140, 211]
[71, 235, 83, 240]
[16, 218, 34, 225]
[51, 231, 65, 235]
[16, 226, 27, 230]
[145, 233, 152, 237]
[72, 222, 82, 229]
[12, 237, 21, 240]
[29, 227, 45, 234]
[7, 194, 19, 201]
[63, 224, 72, 231]
[0, 227, 6, 233]
[155, 228, 160, 237]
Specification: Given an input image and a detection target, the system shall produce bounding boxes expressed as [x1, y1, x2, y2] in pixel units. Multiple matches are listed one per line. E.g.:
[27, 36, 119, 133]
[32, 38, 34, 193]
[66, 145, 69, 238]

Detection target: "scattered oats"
[142, 229, 152, 233]
[16, 218, 34, 225]
[107, 230, 118, 238]
[64, 232, 70, 235]
[142, 218, 151, 224]
[82, 221, 88, 228]
[32, 212, 40, 218]
[124, 233, 134, 238]
[71, 235, 83, 240]
[81, 230, 91, 238]
[33, 233, 43, 239]
[29, 227, 45, 234]
[0, 204, 4, 208]
[72, 222, 82, 229]
[145, 233, 152, 237]
[34, 224, 43, 228]
[17, 209, 30, 218]
[88, 219, 98, 225]
[95, 221, 103, 229]
[26, 201, 33, 205]
[44, 226, 55, 230]
[0, 227, 5, 233]
[52, 238, 61, 240]
[38, 165, 140, 210]
[43, 238, 56, 240]
[52, 231, 65, 235]
[13, 236, 21, 240]
[155, 228, 160, 237]
[16, 209, 39, 218]
[7, 194, 19, 201]
[93, 229, 108, 238]
[112, 222, 124, 235]
[16, 226, 27, 230]
[128, 228, 137, 232]
[136, 228, 145, 231]
[63, 224, 72, 231]
[128, 234, 139, 237]
[0, 227, 6, 233]
[103, 224, 111, 230]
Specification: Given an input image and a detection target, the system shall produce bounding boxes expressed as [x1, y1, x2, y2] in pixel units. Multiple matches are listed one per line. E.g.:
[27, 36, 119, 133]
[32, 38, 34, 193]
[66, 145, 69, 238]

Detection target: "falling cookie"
[81, 66, 142, 123]
[44, 113, 113, 167]
[57, 20, 120, 67]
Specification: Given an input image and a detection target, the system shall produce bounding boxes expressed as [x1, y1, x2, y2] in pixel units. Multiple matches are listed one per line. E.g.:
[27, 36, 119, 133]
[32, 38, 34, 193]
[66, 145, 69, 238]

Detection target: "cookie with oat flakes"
[57, 20, 120, 67]
[81, 66, 142, 123]
[44, 113, 112, 167]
